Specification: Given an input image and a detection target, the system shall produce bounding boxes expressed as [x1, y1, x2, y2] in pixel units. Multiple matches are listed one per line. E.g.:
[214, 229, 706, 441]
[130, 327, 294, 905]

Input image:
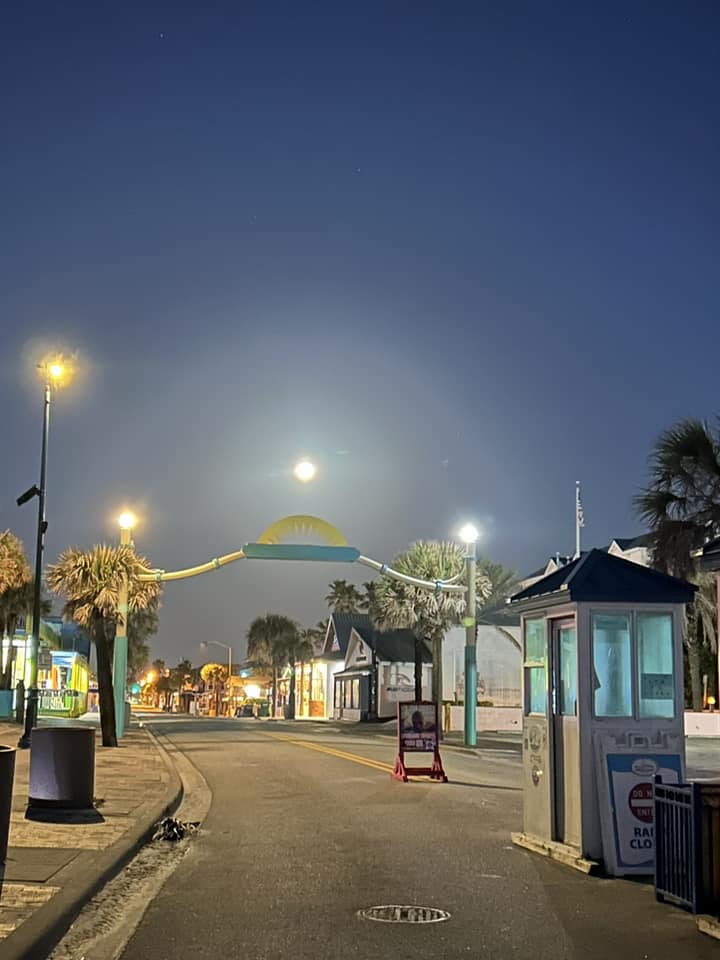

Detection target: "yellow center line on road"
[266, 733, 395, 775]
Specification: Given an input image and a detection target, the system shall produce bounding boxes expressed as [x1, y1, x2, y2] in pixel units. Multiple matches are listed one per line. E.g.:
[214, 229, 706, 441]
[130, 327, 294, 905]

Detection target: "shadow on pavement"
[25, 806, 105, 824]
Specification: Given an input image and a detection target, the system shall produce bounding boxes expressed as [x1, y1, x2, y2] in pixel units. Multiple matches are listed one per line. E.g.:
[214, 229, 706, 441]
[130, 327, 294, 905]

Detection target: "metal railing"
[655, 778, 720, 915]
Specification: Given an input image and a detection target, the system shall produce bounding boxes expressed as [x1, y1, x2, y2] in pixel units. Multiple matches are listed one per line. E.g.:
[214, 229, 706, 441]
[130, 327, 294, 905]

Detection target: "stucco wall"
[448, 704, 522, 733]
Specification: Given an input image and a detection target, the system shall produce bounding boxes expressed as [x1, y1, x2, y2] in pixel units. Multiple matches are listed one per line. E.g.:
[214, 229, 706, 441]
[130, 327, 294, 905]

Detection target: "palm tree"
[358, 581, 380, 621]
[636, 418, 720, 707]
[0, 578, 51, 689]
[325, 579, 364, 614]
[246, 614, 298, 716]
[127, 606, 159, 682]
[0, 531, 33, 690]
[0, 530, 31, 596]
[476, 559, 518, 609]
[47, 544, 162, 747]
[635, 418, 720, 578]
[373, 541, 492, 703]
[200, 662, 227, 715]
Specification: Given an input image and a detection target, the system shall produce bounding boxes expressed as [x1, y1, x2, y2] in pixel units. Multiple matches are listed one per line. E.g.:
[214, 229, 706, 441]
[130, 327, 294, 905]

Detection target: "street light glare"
[293, 459, 317, 483]
[118, 511, 137, 531]
[37, 351, 76, 388]
[459, 523, 479, 544]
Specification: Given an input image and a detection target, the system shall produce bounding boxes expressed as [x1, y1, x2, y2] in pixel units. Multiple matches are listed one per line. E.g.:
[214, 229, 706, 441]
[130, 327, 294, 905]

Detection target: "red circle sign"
[629, 782, 654, 823]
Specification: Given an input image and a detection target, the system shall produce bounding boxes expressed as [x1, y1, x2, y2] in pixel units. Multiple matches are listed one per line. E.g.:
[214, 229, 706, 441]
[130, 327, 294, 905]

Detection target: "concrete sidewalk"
[0, 720, 182, 960]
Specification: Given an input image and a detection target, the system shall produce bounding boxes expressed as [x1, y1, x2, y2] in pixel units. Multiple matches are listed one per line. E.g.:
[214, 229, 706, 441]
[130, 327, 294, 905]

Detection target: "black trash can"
[28, 727, 95, 810]
[0, 745, 16, 863]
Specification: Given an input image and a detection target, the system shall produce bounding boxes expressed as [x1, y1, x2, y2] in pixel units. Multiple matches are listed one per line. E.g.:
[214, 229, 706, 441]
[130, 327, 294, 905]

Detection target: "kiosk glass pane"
[525, 618, 546, 663]
[637, 613, 674, 718]
[528, 667, 546, 714]
[593, 613, 632, 717]
[559, 625, 578, 716]
[524, 618, 546, 714]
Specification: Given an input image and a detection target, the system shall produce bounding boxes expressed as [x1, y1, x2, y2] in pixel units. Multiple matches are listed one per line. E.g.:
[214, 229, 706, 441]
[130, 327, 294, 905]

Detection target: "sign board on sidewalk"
[393, 701, 447, 783]
[595, 733, 683, 876]
[398, 702, 438, 753]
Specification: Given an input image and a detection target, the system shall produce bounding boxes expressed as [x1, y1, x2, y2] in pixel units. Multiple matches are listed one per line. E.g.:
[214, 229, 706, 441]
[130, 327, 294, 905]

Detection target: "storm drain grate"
[359, 905, 451, 924]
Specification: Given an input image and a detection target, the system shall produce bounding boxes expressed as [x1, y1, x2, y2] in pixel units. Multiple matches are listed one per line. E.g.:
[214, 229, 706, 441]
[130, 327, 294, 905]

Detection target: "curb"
[0, 726, 183, 960]
[697, 915, 720, 939]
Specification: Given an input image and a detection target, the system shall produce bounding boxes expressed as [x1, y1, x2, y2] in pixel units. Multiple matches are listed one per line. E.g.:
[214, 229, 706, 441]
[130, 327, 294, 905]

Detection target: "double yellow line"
[268, 733, 394, 775]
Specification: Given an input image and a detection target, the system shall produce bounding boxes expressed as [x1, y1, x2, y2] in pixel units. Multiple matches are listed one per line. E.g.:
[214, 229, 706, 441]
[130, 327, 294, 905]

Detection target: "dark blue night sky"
[2, 2, 718, 661]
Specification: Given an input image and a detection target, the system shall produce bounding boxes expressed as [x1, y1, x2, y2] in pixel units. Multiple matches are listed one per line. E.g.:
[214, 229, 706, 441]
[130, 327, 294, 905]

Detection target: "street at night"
[107, 716, 712, 960]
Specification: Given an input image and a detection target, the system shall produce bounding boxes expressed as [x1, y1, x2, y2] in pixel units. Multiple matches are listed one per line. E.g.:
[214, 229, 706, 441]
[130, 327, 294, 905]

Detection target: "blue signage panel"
[242, 543, 360, 563]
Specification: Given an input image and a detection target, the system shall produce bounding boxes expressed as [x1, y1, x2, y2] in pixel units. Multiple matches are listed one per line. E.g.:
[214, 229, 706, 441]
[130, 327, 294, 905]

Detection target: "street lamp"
[17, 354, 74, 749]
[459, 522, 479, 748]
[293, 459, 317, 483]
[112, 510, 137, 739]
[200, 640, 233, 715]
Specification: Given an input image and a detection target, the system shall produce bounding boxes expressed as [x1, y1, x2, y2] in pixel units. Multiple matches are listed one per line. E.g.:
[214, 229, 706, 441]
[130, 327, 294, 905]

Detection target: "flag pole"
[575, 480, 581, 559]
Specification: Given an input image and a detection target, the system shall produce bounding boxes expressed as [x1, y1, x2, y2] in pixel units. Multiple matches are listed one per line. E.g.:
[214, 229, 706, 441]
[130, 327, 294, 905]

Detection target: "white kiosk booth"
[509, 549, 695, 875]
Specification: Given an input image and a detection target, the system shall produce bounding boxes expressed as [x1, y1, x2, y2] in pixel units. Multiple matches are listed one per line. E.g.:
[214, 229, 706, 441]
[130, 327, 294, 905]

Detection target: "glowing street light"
[118, 510, 137, 532]
[113, 509, 139, 739]
[17, 350, 77, 749]
[459, 523, 479, 544]
[293, 459, 317, 483]
[458, 522, 480, 748]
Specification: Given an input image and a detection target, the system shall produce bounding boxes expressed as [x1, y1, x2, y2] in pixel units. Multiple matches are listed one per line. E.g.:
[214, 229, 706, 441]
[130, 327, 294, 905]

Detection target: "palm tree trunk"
[431, 632, 443, 732]
[414, 638, 423, 702]
[95, 620, 117, 747]
[687, 637, 703, 712]
[288, 664, 296, 720]
[272, 667, 278, 717]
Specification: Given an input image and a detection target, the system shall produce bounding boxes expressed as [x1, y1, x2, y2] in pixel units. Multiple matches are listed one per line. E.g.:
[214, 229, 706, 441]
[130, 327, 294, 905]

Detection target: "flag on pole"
[576, 484, 585, 528]
[575, 481, 584, 560]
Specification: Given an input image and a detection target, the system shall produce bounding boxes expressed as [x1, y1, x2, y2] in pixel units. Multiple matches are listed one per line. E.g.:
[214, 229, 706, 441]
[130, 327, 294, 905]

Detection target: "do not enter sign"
[628, 782, 654, 823]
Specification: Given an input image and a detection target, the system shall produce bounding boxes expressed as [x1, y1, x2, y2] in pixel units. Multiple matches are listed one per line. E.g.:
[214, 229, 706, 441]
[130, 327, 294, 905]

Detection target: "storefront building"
[294, 657, 342, 719]
[325, 614, 432, 721]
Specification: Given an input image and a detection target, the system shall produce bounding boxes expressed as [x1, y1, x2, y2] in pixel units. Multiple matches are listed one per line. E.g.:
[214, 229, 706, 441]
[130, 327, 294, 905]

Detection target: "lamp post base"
[17, 695, 38, 750]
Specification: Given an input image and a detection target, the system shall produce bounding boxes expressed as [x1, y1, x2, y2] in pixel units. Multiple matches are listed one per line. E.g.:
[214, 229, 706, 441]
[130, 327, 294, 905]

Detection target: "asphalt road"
[120, 717, 716, 960]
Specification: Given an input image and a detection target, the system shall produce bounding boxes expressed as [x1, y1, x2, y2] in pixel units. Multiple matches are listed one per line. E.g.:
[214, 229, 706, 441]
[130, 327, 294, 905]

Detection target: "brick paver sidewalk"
[0, 720, 180, 959]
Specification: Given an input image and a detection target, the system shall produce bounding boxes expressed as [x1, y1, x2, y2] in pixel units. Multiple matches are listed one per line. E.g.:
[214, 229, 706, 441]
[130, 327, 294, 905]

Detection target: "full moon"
[293, 460, 317, 483]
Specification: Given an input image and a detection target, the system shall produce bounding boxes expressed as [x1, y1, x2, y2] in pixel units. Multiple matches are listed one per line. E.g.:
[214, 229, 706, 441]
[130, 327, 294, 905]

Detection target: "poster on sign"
[392, 702, 447, 782]
[599, 751, 683, 875]
[398, 702, 438, 752]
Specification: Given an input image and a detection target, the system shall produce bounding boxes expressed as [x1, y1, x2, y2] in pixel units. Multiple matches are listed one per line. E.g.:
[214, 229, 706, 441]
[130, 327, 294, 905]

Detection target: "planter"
[28, 727, 95, 810]
[0, 745, 16, 863]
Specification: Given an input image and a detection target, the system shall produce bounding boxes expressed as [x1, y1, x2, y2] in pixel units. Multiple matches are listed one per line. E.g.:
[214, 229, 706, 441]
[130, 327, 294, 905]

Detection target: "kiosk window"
[559, 625, 577, 716]
[524, 618, 546, 715]
[637, 613, 674, 718]
[593, 613, 632, 717]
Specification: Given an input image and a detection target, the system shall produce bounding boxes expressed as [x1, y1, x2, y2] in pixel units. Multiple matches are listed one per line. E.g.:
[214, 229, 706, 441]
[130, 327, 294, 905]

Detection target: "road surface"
[119, 716, 714, 960]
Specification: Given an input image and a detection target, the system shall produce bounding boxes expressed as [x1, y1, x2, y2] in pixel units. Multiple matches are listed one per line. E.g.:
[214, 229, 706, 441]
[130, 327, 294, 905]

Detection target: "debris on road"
[152, 817, 200, 842]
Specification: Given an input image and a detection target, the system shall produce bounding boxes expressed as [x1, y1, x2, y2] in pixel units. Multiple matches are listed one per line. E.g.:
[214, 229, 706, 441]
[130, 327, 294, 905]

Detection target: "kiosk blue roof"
[509, 549, 696, 607]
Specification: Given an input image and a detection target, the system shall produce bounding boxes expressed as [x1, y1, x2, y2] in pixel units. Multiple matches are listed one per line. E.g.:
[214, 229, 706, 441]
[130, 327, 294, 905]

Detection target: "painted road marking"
[267, 733, 394, 774]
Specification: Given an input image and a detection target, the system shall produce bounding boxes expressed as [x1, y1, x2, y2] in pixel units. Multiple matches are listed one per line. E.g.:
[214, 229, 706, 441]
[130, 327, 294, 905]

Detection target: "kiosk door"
[551, 619, 580, 847]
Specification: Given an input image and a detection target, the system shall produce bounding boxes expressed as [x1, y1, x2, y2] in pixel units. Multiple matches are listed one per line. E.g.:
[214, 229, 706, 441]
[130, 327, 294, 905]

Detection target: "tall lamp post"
[113, 510, 136, 740]
[459, 523, 479, 748]
[17, 356, 70, 749]
[200, 640, 233, 715]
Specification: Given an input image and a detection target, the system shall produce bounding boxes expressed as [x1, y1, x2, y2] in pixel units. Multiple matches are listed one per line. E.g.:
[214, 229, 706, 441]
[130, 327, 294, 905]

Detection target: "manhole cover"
[359, 905, 451, 924]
